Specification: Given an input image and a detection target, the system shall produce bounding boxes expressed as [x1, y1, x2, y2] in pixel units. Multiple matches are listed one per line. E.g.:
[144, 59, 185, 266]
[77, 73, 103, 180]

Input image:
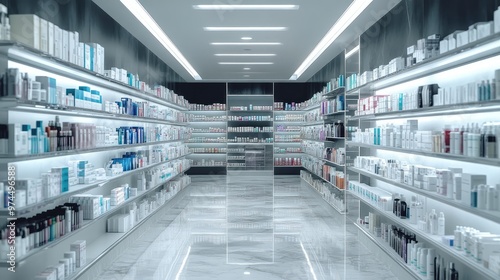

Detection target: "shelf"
[0, 98, 189, 126]
[348, 167, 500, 224]
[350, 100, 500, 121]
[299, 103, 321, 111]
[301, 176, 345, 214]
[188, 120, 227, 123]
[273, 121, 304, 124]
[349, 188, 499, 280]
[191, 132, 227, 134]
[66, 182, 190, 280]
[189, 152, 227, 155]
[274, 131, 301, 134]
[354, 223, 424, 280]
[188, 110, 226, 113]
[227, 142, 273, 145]
[346, 142, 500, 166]
[345, 83, 373, 96]
[322, 159, 345, 167]
[227, 120, 273, 123]
[0, 139, 187, 163]
[323, 87, 345, 98]
[274, 152, 303, 155]
[187, 142, 227, 144]
[5, 168, 190, 265]
[302, 165, 344, 192]
[190, 165, 227, 168]
[227, 131, 273, 133]
[302, 120, 324, 126]
[322, 110, 347, 117]
[274, 141, 302, 144]
[274, 165, 302, 168]
[228, 110, 274, 113]
[345, 32, 500, 93]
[0, 153, 191, 216]
[326, 136, 346, 140]
[273, 110, 304, 114]
[301, 138, 331, 143]
[0, 42, 188, 111]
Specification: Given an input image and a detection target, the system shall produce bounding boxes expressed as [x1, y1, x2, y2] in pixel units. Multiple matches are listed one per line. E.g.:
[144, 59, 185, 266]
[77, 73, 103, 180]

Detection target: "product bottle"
[471, 185, 478, 208]
[449, 262, 459, 280]
[487, 186, 498, 211]
[438, 212, 445, 236]
[429, 209, 438, 235]
[477, 184, 488, 210]
[442, 125, 451, 153]
[393, 193, 400, 215]
[486, 125, 497, 158]
[463, 123, 469, 156]
[399, 195, 407, 219]
[427, 248, 435, 280]
[409, 196, 418, 224]
[420, 248, 428, 276]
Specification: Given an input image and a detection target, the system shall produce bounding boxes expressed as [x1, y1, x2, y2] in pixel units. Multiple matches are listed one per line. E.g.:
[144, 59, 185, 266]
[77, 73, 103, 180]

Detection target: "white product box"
[39, 18, 48, 53]
[53, 263, 65, 280]
[70, 240, 86, 268]
[34, 267, 57, 280]
[10, 14, 40, 50]
[54, 25, 62, 59]
[78, 42, 83, 67]
[477, 22, 494, 39]
[90, 43, 104, 74]
[7, 124, 29, 155]
[16, 179, 38, 205]
[448, 37, 457, 51]
[62, 29, 69, 62]
[68, 31, 76, 64]
[73, 31, 79, 65]
[468, 24, 478, 43]
[456, 30, 469, 47]
[47, 22, 54, 56]
[83, 44, 91, 70]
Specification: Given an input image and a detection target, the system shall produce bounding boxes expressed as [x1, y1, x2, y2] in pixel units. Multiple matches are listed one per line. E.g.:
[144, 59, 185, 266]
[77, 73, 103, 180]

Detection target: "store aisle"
[97, 175, 397, 280]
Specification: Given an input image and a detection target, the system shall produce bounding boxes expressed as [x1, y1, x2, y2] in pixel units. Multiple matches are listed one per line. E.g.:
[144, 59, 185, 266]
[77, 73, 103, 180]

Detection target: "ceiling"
[93, 0, 400, 82]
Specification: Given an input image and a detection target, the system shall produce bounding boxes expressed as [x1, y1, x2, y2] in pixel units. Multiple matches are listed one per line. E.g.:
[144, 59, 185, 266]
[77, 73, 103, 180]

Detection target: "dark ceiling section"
[175, 83, 227, 104]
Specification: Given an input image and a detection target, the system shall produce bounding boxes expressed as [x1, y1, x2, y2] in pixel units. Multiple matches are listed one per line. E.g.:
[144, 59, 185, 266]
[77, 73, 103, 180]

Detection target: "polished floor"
[98, 175, 397, 280]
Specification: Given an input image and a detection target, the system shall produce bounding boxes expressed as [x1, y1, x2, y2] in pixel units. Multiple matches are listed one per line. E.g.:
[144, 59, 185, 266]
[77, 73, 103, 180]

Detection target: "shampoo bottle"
[438, 212, 445, 236]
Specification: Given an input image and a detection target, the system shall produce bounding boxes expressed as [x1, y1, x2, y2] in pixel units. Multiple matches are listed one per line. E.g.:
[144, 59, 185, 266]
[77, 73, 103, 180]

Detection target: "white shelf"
[66, 184, 190, 280]
[302, 120, 324, 126]
[322, 110, 347, 117]
[273, 121, 304, 124]
[0, 98, 189, 125]
[301, 176, 345, 214]
[227, 142, 274, 145]
[346, 142, 500, 167]
[0, 139, 186, 163]
[302, 165, 344, 192]
[323, 87, 346, 98]
[354, 223, 425, 280]
[349, 188, 499, 280]
[6, 168, 190, 265]
[274, 131, 301, 134]
[0, 42, 189, 111]
[274, 152, 303, 155]
[1, 153, 191, 216]
[274, 165, 302, 168]
[348, 167, 500, 224]
[322, 158, 345, 167]
[299, 103, 321, 111]
[350, 100, 500, 121]
[188, 120, 227, 123]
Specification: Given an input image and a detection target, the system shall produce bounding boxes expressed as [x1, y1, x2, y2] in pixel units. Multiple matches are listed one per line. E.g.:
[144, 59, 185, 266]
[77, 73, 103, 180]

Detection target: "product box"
[34, 267, 57, 280]
[78, 42, 84, 67]
[39, 17, 48, 53]
[7, 123, 29, 155]
[461, 173, 487, 207]
[468, 24, 478, 43]
[83, 44, 91, 70]
[456, 30, 469, 47]
[36, 76, 57, 104]
[68, 31, 76, 64]
[439, 39, 449, 54]
[72, 31, 79, 65]
[47, 22, 54, 56]
[70, 240, 86, 268]
[62, 29, 69, 62]
[53, 263, 65, 280]
[477, 22, 494, 39]
[54, 25, 62, 59]
[10, 14, 40, 50]
[16, 179, 38, 205]
[52, 167, 69, 193]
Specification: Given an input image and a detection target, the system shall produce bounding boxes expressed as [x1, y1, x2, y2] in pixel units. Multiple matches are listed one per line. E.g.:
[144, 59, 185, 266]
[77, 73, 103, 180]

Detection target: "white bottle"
[409, 196, 418, 224]
[420, 248, 428, 276]
[454, 226, 462, 251]
[438, 212, 445, 236]
[429, 209, 438, 235]
[427, 248, 436, 280]
[477, 184, 488, 210]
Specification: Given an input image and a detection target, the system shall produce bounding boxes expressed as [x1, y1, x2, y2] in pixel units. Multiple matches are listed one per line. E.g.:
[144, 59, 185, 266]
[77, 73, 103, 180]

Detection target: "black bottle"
[449, 262, 459, 280]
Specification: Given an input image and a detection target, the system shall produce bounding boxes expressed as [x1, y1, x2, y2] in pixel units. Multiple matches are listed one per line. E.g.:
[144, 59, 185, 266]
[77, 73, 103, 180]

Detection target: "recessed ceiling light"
[243, 75, 250, 77]
[241, 37, 253, 40]
[218, 62, 274, 65]
[290, 0, 372, 80]
[193, 5, 299, 10]
[120, 0, 201, 80]
[204, 27, 287, 31]
[210, 42, 281, 46]
[214, 54, 276, 57]
[243, 68, 251, 70]
[244, 271, 251, 275]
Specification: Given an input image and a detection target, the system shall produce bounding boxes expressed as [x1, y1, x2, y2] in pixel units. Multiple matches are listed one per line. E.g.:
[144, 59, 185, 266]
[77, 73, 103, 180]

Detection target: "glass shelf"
[346, 141, 500, 166]
[0, 98, 189, 125]
[349, 188, 499, 280]
[301, 175, 345, 214]
[323, 87, 345, 99]
[0, 139, 186, 163]
[0, 42, 189, 111]
[0, 153, 191, 216]
[302, 120, 324, 126]
[302, 165, 344, 192]
[349, 167, 500, 224]
[350, 100, 500, 121]
[322, 110, 347, 117]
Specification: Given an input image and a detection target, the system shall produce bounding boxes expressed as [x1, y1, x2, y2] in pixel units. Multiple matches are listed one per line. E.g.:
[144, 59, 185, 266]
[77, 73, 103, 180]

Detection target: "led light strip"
[211, 42, 282, 46]
[193, 5, 299, 10]
[290, 0, 373, 80]
[218, 62, 274, 65]
[120, 0, 201, 80]
[204, 27, 287, 31]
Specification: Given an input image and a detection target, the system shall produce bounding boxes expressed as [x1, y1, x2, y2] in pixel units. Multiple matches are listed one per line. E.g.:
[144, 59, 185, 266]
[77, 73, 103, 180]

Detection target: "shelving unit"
[186, 109, 227, 175]
[347, 33, 500, 279]
[226, 93, 274, 173]
[273, 109, 304, 175]
[0, 43, 192, 280]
